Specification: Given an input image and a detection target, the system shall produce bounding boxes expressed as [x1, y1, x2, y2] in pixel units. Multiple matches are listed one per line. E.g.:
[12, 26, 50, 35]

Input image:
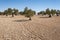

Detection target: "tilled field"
[0, 15, 60, 40]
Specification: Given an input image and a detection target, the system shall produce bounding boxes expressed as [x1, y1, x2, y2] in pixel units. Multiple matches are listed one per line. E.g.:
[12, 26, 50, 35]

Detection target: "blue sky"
[0, 0, 60, 12]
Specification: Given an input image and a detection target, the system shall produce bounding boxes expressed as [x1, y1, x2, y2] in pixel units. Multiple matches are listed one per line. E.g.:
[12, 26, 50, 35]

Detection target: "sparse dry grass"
[0, 15, 60, 40]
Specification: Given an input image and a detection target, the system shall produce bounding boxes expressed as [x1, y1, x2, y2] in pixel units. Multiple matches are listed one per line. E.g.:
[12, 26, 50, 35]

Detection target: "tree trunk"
[49, 14, 51, 17]
[12, 13, 14, 17]
[6, 14, 8, 16]
[29, 17, 31, 20]
[56, 13, 59, 16]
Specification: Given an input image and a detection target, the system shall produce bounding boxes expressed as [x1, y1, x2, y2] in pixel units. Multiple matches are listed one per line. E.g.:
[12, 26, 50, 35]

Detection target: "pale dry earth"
[0, 15, 60, 40]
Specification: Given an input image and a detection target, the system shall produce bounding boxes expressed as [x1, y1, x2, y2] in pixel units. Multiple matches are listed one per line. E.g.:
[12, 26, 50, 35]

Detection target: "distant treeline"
[38, 8, 60, 17]
[0, 7, 60, 20]
[0, 7, 36, 20]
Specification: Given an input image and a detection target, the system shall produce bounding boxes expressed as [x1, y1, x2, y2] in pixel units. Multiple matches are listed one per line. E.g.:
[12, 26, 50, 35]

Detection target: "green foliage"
[0, 12, 3, 15]
[19, 11, 24, 15]
[38, 11, 46, 15]
[56, 10, 60, 16]
[4, 8, 13, 16]
[51, 9, 56, 16]
[0, 7, 60, 18]
[25, 9, 34, 18]
[4, 8, 19, 17]
[7, 8, 12, 15]
[23, 7, 35, 20]
[13, 8, 19, 15]
[4, 10, 8, 16]
[23, 7, 28, 14]
[45, 8, 52, 17]
[32, 11, 36, 15]
[46, 8, 51, 15]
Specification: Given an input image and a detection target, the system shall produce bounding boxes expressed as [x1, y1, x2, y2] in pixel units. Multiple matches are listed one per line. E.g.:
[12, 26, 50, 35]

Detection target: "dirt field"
[0, 15, 60, 40]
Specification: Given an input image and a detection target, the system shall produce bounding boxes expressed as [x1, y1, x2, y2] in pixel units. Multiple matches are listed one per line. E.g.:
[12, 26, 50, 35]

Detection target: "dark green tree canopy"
[51, 9, 56, 15]
[23, 7, 28, 14]
[7, 8, 12, 15]
[25, 9, 35, 17]
[46, 8, 51, 15]
[13, 8, 19, 15]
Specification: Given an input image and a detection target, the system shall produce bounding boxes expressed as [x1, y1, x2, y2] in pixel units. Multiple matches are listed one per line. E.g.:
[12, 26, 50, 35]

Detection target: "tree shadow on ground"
[13, 19, 30, 22]
[40, 17, 50, 18]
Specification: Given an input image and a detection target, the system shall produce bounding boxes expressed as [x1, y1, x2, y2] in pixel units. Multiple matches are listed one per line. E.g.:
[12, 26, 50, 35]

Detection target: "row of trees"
[0, 8, 19, 17]
[0, 7, 36, 20]
[20, 7, 36, 20]
[38, 8, 60, 17]
[0, 8, 60, 20]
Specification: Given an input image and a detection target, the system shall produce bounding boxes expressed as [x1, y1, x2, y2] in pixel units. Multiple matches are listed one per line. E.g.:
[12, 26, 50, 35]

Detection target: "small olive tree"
[25, 9, 35, 20]
[13, 8, 19, 15]
[46, 8, 51, 17]
[51, 9, 55, 16]
[7, 8, 12, 15]
[56, 10, 60, 16]
[4, 10, 8, 16]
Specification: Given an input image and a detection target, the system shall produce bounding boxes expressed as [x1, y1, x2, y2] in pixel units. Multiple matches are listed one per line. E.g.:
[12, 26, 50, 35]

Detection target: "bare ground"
[0, 15, 60, 40]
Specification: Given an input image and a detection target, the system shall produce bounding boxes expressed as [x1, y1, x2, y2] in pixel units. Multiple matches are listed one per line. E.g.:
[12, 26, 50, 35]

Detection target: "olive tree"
[13, 8, 19, 15]
[4, 10, 8, 16]
[56, 10, 60, 16]
[46, 8, 51, 17]
[25, 9, 35, 20]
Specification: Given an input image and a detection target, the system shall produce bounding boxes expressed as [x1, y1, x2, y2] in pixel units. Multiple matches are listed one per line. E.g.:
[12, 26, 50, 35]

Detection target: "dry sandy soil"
[0, 15, 60, 40]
